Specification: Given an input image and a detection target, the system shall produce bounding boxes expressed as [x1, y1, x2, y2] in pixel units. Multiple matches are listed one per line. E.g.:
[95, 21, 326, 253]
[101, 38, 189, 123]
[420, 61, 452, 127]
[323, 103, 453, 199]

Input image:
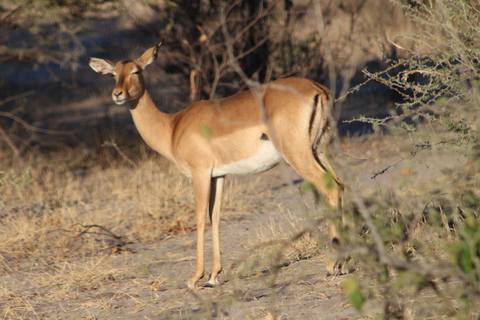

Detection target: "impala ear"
[138, 39, 164, 69]
[88, 57, 116, 75]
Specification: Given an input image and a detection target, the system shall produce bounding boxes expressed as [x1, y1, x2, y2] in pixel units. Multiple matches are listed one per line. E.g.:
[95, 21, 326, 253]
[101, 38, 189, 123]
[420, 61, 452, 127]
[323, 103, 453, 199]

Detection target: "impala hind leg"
[314, 151, 349, 275]
[283, 150, 347, 275]
[206, 176, 225, 287]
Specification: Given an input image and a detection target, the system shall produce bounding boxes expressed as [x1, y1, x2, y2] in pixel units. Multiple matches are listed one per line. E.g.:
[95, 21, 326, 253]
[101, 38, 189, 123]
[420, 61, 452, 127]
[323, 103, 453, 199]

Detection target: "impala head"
[88, 41, 163, 105]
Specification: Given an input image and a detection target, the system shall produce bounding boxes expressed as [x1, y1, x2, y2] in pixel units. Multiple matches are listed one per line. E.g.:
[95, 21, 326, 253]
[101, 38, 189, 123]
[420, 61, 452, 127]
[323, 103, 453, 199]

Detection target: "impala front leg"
[187, 171, 212, 289]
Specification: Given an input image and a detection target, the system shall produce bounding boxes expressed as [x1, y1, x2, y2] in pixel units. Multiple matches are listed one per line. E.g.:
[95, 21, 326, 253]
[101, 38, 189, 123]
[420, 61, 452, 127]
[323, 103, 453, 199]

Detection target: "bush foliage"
[350, 0, 480, 317]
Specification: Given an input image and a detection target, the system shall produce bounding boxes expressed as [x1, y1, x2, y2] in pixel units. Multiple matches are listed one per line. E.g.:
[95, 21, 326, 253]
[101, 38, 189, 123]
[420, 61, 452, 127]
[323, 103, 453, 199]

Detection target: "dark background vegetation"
[0, 0, 404, 159]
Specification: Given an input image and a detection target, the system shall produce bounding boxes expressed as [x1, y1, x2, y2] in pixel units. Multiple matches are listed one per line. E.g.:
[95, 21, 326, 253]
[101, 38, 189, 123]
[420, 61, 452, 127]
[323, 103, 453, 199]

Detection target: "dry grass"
[0, 130, 477, 319]
[0, 148, 249, 261]
[0, 138, 334, 318]
[1, 91, 477, 318]
[0, 145, 300, 318]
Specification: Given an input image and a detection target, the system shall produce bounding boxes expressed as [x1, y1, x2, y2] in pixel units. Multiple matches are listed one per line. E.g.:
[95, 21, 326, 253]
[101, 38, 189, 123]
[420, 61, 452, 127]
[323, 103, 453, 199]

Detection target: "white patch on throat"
[212, 139, 282, 177]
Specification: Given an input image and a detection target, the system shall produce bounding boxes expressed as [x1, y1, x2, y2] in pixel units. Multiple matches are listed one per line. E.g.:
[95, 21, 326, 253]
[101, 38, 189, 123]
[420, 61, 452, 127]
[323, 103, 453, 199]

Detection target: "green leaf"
[343, 278, 364, 311]
[436, 96, 448, 104]
[453, 241, 473, 273]
[300, 182, 315, 194]
[301, 182, 321, 203]
[322, 171, 335, 190]
[201, 125, 211, 143]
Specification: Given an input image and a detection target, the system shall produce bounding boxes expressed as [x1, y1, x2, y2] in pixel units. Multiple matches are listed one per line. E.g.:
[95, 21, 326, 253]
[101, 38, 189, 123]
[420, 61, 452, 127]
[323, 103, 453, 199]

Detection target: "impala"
[88, 41, 345, 288]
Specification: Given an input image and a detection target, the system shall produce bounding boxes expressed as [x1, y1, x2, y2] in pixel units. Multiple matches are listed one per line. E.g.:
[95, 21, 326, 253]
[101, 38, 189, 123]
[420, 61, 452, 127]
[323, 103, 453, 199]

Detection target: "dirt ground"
[0, 128, 465, 319]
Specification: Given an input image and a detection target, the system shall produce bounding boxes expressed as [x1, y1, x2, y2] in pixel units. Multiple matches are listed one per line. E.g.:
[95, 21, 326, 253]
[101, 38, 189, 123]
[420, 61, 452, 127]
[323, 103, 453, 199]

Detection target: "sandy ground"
[0, 129, 466, 319]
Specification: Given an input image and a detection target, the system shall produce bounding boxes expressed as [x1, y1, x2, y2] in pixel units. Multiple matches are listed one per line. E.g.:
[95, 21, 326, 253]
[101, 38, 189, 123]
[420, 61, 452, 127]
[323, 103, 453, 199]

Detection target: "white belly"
[212, 140, 282, 177]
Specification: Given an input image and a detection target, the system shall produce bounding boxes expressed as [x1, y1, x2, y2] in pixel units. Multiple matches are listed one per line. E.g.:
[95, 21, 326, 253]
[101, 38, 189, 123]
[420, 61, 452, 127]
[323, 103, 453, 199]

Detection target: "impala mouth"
[113, 97, 127, 105]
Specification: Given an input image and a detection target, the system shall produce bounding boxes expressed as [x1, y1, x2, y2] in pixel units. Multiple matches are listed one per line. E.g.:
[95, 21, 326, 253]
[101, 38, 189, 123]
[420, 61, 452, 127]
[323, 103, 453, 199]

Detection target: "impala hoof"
[187, 278, 199, 290]
[326, 258, 354, 276]
[205, 277, 219, 288]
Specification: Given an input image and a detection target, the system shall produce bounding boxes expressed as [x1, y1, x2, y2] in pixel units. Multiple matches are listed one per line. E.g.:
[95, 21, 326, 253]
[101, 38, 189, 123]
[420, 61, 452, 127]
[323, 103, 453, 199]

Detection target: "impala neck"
[128, 90, 175, 162]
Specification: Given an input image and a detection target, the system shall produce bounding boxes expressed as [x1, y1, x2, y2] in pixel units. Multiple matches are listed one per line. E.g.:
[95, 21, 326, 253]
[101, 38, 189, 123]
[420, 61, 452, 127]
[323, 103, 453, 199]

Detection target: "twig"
[64, 224, 134, 253]
[386, 35, 410, 52]
[72, 224, 122, 240]
[335, 78, 374, 103]
[313, 1, 336, 99]
[102, 140, 137, 167]
[0, 90, 35, 106]
[372, 165, 392, 179]
[400, 69, 453, 79]
[0, 125, 23, 164]
[371, 158, 404, 179]
[350, 188, 388, 263]
[0, 5, 21, 24]
[0, 111, 75, 135]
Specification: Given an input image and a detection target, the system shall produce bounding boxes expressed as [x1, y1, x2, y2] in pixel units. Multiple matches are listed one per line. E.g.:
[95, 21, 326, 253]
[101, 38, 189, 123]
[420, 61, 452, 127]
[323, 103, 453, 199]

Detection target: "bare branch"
[0, 125, 23, 165]
[72, 224, 123, 240]
[0, 90, 35, 106]
[101, 140, 137, 167]
[0, 111, 76, 135]
[0, 5, 21, 25]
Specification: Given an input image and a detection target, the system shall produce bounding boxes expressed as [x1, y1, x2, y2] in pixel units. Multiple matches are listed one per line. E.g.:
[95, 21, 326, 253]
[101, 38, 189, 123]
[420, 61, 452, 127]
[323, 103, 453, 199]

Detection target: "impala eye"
[131, 70, 140, 75]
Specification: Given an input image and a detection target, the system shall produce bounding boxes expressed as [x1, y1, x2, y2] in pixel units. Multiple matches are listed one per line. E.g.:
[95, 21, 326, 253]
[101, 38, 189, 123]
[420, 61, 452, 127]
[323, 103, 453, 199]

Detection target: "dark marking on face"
[120, 59, 135, 65]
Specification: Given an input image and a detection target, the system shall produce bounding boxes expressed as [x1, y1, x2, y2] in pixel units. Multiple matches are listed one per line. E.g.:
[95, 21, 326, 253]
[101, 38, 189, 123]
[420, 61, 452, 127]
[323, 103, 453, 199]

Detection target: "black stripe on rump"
[309, 94, 320, 137]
